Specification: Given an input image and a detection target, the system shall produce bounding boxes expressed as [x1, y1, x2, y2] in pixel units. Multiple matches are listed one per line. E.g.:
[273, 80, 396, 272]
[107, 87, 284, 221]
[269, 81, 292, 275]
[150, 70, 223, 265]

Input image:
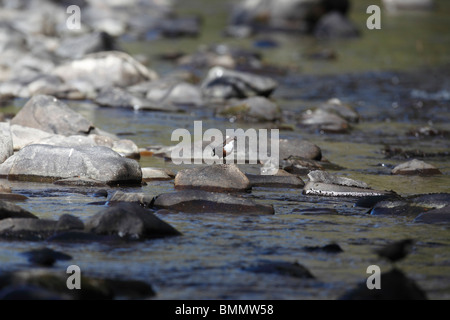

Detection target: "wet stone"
[0, 214, 83, 241]
[174, 164, 251, 193]
[153, 190, 274, 215]
[414, 205, 450, 224]
[201, 66, 277, 101]
[0, 200, 38, 220]
[10, 95, 94, 136]
[107, 191, 153, 207]
[218, 96, 281, 122]
[246, 170, 305, 188]
[22, 248, 72, 267]
[52, 51, 158, 90]
[339, 268, 427, 300]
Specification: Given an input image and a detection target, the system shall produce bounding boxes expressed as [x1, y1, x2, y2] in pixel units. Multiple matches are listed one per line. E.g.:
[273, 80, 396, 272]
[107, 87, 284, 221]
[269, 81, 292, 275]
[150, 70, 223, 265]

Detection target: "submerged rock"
[303, 243, 343, 253]
[391, 159, 442, 175]
[153, 190, 274, 215]
[308, 170, 369, 188]
[0, 269, 156, 300]
[0, 214, 83, 241]
[0, 200, 37, 220]
[55, 31, 117, 59]
[339, 268, 427, 300]
[0, 123, 13, 164]
[281, 157, 325, 175]
[303, 170, 389, 197]
[0, 145, 142, 185]
[218, 96, 281, 122]
[244, 260, 315, 279]
[52, 51, 158, 90]
[370, 193, 450, 218]
[201, 66, 277, 101]
[85, 203, 181, 240]
[22, 248, 72, 267]
[53, 177, 108, 187]
[414, 205, 450, 224]
[317, 98, 359, 123]
[107, 191, 153, 207]
[174, 164, 251, 193]
[246, 170, 305, 188]
[10, 95, 94, 136]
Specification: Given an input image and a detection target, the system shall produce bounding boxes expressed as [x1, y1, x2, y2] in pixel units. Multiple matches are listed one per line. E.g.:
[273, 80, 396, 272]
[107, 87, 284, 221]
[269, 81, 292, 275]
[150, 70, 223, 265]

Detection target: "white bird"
[212, 136, 237, 158]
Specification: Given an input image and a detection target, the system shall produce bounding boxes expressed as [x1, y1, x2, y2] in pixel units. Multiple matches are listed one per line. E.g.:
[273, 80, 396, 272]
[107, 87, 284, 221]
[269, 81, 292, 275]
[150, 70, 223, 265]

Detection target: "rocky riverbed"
[0, 0, 449, 300]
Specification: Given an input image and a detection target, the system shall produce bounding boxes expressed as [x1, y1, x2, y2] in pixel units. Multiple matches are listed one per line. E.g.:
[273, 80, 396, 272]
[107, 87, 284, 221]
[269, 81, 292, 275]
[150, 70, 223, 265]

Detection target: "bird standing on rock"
[375, 239, 415, 264]
[212, 136, 237, 159]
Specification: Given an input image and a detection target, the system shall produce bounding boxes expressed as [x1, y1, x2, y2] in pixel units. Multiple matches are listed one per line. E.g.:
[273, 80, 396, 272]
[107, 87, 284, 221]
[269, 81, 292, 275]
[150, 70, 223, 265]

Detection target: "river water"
[0, 0, 449, 299]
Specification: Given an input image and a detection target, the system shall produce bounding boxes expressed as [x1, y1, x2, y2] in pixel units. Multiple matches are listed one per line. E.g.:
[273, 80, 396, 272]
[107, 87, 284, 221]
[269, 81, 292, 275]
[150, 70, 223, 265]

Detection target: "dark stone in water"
[174, 164, 251, 193]
[93, 189, 108, 198]
[22, 248, 72, 267]
[85, 202, 181, 240]
[0, 270, 156, 300]
[303, 243, 343, 253]
[292, 208, 339, 215]
[339, 268, 427, 300]
[54, 178, 109, 187]
[370, 193, 450, 217]
[414, 205, 450, 224]
[0, 214, 83, 241]
[153, 190, 274, 215]
[0, 285, 63, 300]
[244, 260, 315, 279]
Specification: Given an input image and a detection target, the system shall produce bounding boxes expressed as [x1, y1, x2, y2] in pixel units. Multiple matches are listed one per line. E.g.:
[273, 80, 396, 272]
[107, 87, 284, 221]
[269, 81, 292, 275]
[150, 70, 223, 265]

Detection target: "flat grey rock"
[153, 190, 274, 215]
